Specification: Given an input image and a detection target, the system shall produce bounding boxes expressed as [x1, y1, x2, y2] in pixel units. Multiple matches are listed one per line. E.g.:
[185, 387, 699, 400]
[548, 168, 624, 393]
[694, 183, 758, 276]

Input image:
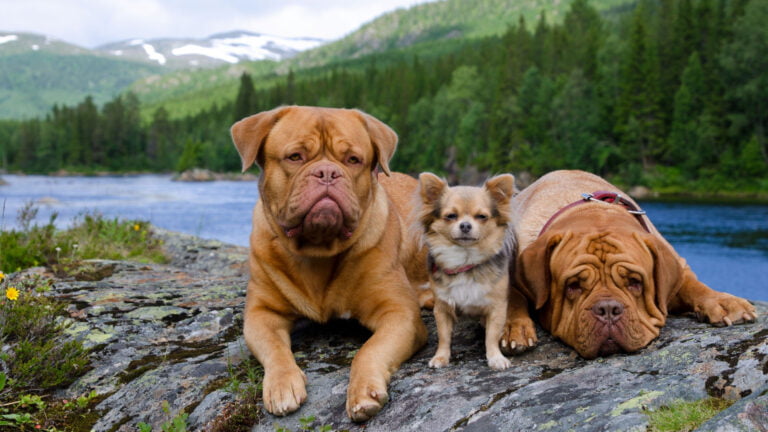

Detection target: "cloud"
[0, 0, 432, 48]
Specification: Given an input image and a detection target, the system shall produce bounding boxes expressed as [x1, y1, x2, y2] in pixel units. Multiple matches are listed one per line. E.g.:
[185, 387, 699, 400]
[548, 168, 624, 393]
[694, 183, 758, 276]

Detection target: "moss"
[644, 397, 734, 432]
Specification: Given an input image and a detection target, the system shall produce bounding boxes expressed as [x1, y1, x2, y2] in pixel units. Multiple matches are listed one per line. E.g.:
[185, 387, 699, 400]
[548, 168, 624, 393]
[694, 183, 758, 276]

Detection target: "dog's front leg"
[346, 299, 427, 422]
[429, 298, 455, 368]
[485, 298, 512, 370]
[669, 264, 758, 326]
[243, 300, 306, 416]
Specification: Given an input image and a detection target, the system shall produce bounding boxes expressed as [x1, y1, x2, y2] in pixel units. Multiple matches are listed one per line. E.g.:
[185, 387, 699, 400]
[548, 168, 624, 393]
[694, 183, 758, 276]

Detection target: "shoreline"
[3, 170, 768, 202]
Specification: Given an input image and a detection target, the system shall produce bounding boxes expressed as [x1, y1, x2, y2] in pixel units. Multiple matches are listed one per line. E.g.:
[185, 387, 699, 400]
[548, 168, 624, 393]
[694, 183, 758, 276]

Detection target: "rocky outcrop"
[26, 230, 768, 431]
[172, 168, 258, 182]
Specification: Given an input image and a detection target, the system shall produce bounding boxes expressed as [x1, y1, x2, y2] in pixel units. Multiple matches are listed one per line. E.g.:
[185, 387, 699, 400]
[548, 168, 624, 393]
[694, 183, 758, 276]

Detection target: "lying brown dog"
[511, 170, 757, 359]
[231, 106, 428, 421]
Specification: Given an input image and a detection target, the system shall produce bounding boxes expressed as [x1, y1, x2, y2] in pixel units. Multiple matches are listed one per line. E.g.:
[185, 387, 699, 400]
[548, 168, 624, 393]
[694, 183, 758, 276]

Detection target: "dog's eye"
[475, 213, 488, 221]
[627, 277, 643, 293]
[444, 213, 458, 221]
[565, 281, 582, 299]
[286, 153, 303, 162]
[347, 156, 362, 165]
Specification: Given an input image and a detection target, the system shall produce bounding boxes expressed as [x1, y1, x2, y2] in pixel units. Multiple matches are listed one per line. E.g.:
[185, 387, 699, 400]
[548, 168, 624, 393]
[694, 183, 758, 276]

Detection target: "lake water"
[1, 174, 766, 302]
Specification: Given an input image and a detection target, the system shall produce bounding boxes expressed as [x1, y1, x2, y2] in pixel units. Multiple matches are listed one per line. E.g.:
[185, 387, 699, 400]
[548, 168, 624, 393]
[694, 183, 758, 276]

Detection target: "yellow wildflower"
[133, 224, 141, 231]
[5, 286, 19, 301]
[0, 271, 5, 282]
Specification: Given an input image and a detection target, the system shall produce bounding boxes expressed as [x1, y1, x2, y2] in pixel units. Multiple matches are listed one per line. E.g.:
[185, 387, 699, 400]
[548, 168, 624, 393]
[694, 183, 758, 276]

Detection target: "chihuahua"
[417, 172, 516, 370]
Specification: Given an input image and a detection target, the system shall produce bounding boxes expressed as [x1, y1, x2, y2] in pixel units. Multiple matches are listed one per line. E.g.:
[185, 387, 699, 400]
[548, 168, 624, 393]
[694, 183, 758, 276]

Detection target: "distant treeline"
[1, 0, 766, 192]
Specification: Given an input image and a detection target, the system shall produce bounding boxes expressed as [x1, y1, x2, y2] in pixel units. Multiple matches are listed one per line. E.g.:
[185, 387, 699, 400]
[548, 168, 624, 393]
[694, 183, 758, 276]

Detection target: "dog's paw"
[262, 366, 307, 416]
[428, 354, 450, 368]
[487, 353, 512, 370]
[346, 378, 389, 422]
[500, 317, 538, 356]
[695, 293, 758, 327]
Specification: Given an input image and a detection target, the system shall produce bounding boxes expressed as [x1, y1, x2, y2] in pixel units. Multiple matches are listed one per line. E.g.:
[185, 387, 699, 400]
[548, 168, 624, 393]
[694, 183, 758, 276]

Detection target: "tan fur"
[417, 173, 531, 369]
[231, 106, 428, 422]
[511, 170, 758, 359]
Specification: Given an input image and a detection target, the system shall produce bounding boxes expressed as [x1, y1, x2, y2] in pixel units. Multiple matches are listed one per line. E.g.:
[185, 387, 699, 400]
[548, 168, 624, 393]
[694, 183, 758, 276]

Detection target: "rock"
[629, 185, 655, 199]
[173, 168, 258, 182]
[20, 230, 767, 431]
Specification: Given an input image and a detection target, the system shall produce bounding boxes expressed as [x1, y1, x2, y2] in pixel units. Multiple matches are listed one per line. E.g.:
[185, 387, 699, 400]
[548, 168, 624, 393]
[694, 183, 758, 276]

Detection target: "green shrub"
[0, 203, 167, 273]
[0, 275, 89, 393]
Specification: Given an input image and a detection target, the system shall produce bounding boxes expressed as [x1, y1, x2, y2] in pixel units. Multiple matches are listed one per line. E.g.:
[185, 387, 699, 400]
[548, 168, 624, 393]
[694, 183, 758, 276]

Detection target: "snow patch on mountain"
[0, 35, 18, 45]
[142, 43, 166, 65]
[96, 31, 325, 68]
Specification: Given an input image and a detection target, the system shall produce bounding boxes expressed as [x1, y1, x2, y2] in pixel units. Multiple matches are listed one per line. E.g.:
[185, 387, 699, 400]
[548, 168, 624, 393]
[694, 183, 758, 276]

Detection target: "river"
[2, 174, 766, 301]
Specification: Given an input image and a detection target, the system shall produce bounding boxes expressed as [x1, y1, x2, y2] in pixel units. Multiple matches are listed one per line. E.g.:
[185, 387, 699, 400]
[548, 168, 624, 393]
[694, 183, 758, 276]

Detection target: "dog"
[230, 106, 428, 422]
[511, 170, 758, 359]
[417, 172, 533, 369]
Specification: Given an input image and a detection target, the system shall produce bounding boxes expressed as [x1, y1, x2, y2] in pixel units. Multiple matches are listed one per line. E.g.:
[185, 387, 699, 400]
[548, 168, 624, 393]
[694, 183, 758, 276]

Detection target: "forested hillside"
[1, 0, 766, 194]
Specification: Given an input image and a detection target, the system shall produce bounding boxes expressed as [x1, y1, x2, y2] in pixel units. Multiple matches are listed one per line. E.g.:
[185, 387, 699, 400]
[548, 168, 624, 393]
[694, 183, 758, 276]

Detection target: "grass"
[206, 349, 264, 432]
[645, 397, 735, 432]
[0, 204, 169, 430]
[0, 202, 167, 273]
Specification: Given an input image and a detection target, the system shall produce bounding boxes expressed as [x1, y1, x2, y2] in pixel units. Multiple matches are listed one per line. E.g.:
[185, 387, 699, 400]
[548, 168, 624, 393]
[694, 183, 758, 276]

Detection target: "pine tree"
[233, 72, 256, 123]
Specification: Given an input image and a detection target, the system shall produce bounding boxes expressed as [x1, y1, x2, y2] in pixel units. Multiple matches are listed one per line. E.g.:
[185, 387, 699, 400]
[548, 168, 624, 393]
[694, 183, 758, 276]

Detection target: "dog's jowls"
[417, 173, 536, 370]
[231, 106, 428, 422]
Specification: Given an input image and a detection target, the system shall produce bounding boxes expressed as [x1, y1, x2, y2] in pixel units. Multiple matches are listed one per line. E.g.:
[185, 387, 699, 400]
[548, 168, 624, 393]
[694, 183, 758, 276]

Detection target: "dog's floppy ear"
[230, 106, 292, 172]
[516, 231, 565, 310]
[355, 110, 397, 176]
[639, 233, 683, 318]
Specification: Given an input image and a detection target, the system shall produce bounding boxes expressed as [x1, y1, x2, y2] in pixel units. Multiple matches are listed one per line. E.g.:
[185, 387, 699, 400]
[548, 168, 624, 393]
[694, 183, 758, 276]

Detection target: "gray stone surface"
[19, 230, 767, 431]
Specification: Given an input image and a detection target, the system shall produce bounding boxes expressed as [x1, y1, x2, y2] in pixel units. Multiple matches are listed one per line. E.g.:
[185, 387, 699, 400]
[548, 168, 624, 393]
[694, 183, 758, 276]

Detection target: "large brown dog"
[231, 106, 428, 422]
[511, 170, 757, 359]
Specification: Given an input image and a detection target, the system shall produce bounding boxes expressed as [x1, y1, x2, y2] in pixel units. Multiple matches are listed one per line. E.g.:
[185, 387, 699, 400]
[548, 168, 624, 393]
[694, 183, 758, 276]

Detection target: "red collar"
[539, 191, 650, 236]
[431, 263, 476, 275]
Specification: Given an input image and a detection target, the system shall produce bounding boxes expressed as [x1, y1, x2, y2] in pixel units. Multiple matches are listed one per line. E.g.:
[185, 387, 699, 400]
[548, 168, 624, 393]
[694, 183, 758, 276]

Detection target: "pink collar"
[539, 191, 650, 236]
[431, 263, 476, 275]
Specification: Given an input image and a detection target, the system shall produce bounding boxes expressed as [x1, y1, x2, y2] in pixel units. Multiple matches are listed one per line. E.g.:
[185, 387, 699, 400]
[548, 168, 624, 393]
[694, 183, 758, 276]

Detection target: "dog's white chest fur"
[435, 274, 492, 312]
[430, 244, 495, 312]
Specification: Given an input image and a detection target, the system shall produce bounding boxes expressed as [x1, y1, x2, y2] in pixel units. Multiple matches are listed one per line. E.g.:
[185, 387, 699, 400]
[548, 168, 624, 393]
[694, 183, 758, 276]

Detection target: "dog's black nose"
[459, 221, 472, 233]
[591, 299, 624, 323]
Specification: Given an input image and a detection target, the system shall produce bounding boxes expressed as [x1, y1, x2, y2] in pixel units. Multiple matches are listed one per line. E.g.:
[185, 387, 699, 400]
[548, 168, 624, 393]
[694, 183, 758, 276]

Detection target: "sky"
[0, 0, 434, 48]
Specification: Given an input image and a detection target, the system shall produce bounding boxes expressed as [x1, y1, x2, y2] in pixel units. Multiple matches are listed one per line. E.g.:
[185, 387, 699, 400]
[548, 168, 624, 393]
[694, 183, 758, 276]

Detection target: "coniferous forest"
[0, 0, 766, 193]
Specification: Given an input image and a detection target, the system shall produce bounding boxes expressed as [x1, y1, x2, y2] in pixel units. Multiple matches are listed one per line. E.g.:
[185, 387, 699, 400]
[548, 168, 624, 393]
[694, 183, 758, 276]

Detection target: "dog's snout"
[459, 221, 472, 233]
[311, 163, 342, 184]
[591, 299, 624, 323]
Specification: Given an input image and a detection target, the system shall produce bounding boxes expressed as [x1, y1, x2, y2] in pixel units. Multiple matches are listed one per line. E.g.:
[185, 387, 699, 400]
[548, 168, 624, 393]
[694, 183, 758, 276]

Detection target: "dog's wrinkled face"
[231, 106, 397, 256]
[517, 212, 680, 359]
[418, 173, 514, 267]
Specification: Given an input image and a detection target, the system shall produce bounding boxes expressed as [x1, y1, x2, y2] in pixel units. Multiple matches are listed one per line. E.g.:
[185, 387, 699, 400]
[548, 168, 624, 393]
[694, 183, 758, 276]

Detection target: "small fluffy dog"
[417, 173, 516, 370]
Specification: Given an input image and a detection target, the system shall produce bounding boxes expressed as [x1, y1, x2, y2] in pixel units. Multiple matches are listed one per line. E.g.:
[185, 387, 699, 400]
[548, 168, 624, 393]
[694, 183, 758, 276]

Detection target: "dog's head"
[516, 207, 682, 358]
[231, 106, 397, 256]
[417, 173, 515, 266]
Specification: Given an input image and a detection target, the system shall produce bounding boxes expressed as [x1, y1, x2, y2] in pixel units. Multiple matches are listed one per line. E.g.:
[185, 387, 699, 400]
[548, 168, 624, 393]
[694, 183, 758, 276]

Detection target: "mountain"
[0, 31, 324, 119]
[94, 31, 326, 69]
[0, 32, 90, 56]
[290, 0, 634, 68]
[130, 0, 636, 118]
[0, 32, 163, 118]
